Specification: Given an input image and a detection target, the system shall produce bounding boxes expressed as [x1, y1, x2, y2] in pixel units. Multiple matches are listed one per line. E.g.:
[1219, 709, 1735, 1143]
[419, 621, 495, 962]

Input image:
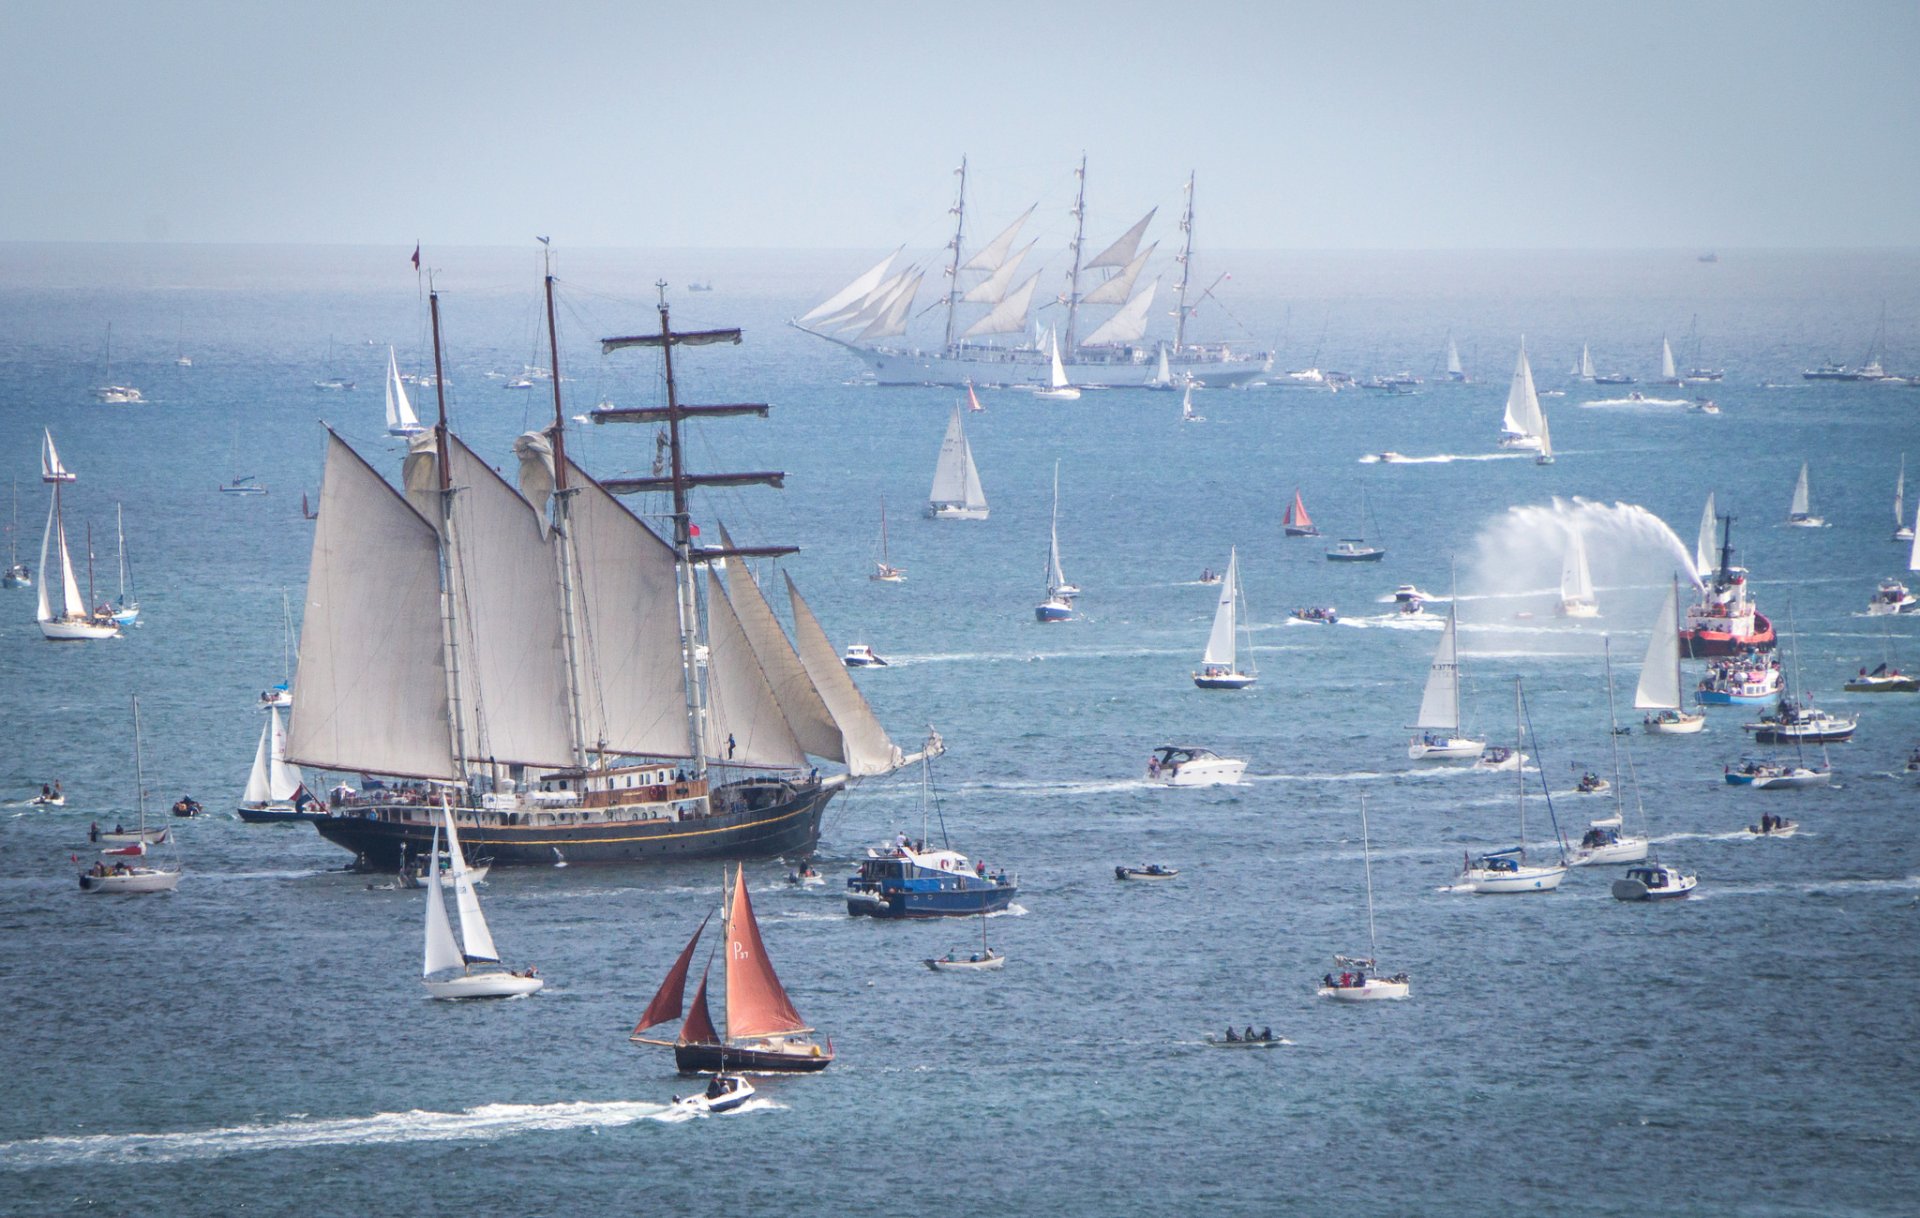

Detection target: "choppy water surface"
[1, 245, 1916, 1215]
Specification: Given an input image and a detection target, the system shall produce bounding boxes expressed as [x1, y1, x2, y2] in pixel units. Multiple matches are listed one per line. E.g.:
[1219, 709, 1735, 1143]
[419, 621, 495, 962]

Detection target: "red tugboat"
[1680, 514, 1775, 658]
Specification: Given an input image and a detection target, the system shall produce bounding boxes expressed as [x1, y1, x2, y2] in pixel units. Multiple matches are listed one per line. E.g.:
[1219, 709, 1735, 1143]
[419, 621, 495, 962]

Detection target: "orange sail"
[966, 381, 984, 412]
[678, 964, 720, 1046]
[1285, 490, 1312, 530]
[632, 913, 710, 1036]
[723, 865, 809, 1040]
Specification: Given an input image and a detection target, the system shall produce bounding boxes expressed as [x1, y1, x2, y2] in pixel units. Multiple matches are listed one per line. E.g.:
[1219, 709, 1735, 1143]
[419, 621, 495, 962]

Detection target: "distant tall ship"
[793, 160, 1270, 388]
[295, 268, 933, 870]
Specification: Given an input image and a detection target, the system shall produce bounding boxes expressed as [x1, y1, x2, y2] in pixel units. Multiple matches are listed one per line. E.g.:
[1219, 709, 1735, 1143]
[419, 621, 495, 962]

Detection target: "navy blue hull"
[846, 884, 1017, 918]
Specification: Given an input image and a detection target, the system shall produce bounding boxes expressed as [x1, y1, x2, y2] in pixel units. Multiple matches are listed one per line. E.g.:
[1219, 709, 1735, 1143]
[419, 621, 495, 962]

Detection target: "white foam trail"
[0, 1099, 676, 1168]
[1581, 396, 1691, 407]
[1359, 451, 1531, 465]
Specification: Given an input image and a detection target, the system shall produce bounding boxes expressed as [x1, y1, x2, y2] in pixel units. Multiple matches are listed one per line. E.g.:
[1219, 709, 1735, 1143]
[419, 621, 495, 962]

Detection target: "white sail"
[1151, 345, 1172, 387]
[1081, 280, 1159, 347]
[40, 430, 71, 482]
[1446, 335, 1463, 375]
[1086, 209, 1156, 270]
[441, 807, 499, 963]
[1909, 508, 1920, 573]
[1579, 343, 1595, 379]
[929, 406, 986, 511]
[267, 707, 303, 801]
[1047, 328, 1070, 389]
[1896, 457, 1906, 529]
[961, 240, 1036, 305]
[441, 437, 575, 768]
[856, 270, 924, 342]
[1502, 341, 1543, 438]
[243, 714, 274, 805]
[1560, 530, 1594, 603]
[785, 573, 904, 776]
[799, 248, 899, 324]
[1080, 243, 1156, 306]
[1660, 336, 1677, 380]
[285, 433, 456, 781]
[1634, 584, 1683, 710]
[1413, 609, 1462, 731]
[960, 272, 1040, 339]
[1694, 493, 1718, 579]
[1789, 462, 1811, 518]
[961, 207, 1035, 273]
[715, 532, 843, 763]
[423, 857, 464, 977]
[1048, 462, 1069, 592]
[703, 570, 806, 770]
[1537, 410, 1553, 461]
[1201, 549, 1239, 667]
[563, 461, 695, 760]
[825, 267, 916, 336]
[385, 347, 419, 432]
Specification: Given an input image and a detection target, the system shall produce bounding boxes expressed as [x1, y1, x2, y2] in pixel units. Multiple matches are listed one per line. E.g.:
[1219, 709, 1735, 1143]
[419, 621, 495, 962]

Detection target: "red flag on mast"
[410, 244, 421, 270]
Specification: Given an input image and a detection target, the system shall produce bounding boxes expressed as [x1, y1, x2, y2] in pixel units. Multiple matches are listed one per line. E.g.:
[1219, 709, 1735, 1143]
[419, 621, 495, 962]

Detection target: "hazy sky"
[6, 0, 1916, 249]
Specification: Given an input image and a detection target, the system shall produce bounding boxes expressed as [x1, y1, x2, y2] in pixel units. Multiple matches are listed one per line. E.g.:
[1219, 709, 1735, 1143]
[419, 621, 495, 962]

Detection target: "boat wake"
[1336, 613, 1444, 631]
[1581, 396, 1691, 408]
[1358, 451, 1530, 465]
[649, 1095, 785, 1124]
[0, 1099, 677, 1168]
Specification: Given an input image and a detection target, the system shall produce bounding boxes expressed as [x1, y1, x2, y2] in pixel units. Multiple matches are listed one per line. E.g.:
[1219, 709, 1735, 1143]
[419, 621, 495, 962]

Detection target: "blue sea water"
[1, 243, 1918, 1216]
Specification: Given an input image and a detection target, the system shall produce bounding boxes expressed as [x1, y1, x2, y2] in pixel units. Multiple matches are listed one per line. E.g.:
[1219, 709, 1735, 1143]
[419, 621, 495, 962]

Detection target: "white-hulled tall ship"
[793, 160, 1269, 388]
[294, 267, 934, 871]
[1680, 514, 1776, 659]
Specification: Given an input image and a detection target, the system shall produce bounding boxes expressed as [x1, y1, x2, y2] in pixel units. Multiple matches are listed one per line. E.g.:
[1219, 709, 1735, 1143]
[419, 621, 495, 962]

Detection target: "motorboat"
[845, 842, 1017, 918]
[1844, 664, 1919, 693]
[1573, 772, 1611, 794]
[842, 643, 888, 668]
[1398, 597, 1427, 617]
[1290, 606, 1337, 625]
[1326, 539, 1386, 562]
[924, 948, 1004, 972]
[1570, 814, 1648, 866]
[1145, 745, 1247, 787]
[31, 784, 64, 807]
[168, 796, 204, 819]
[1866, 578, 1915, 615]
[1744, 702, 1857, 745]
[1393, 584, 1431, 604]
[786, 864, 826, 886]
[670, 1073, 755, 1115]
[1746, 814, 1798, 837]
[1475, 746, 1527, 771]
[1611, 861, 1697, 901]
[1724, 759, 1830, 789]
[1204, 1030, 1286, 1048]
[1694, 653, 1782, 705]
[1114, 864, 1180, 881]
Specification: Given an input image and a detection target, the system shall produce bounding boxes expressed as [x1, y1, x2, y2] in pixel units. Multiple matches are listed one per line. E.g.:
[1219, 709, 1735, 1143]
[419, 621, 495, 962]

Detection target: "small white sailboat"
[1317, 795, 1410, 1001]
[1036, 461, 1076, 622]
[1179, 383, 1205, 423]
[93, 323, 145, 404]
[1639, 577, 1706, 733]
[1894, 456, 1913, 542]
[1459, 679, 1568, 894]
[925, 913, 1005, 972]
[1444, 332, 1468, 382]
[1657, 335, 1681, 385]
[1786, 462, 1824, 528]
[237, 707, 309, 821]
[1556, 528, 1598, 617]
[1408, 598, 1485, 760]
[36, 434, 118, 641]
[79, 697, 181, 893]
[1032, 327, 1081, 400]
[1575, 342, 1596, 381]
[110, 503, 139, 625]
[1571, 639, 1649, 866]
[1192, 547, 1256, 689]
[927, 404, 988, 520]
[41, 430, 76, 484]
[312, 336, 354, 391]
[422, 804, 543, 999]
[1534, 407, 1555, 465]
[1147, 344, 1176, 391]
[869, 498, 905, 582]
[4, 479, 31, 588]
[1498, 338, 1545, 450]
[384, 346, 426, 436]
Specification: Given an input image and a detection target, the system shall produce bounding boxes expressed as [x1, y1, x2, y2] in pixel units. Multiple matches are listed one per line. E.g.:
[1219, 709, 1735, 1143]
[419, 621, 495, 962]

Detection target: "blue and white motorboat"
[1611, 861, 1697, 901]
[845, 843, 1017, 918]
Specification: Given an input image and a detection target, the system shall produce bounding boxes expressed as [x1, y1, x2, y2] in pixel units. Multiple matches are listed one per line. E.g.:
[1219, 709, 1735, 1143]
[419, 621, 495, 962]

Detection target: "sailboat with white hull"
[36, 430, 118, 641]
[1570, 639, 1650, 866]
[1498, 339, 1546, 451]
[237, 707, 314, 822]
[297, 266, 934, 871]
[1639, 577, 1707, 733]
[794, 162, 1269, 388]
[110, 503, 138, 625]
[1556, 529, 1598, 617]
[632, 865, 832, 1073]
[927, 405, 988, 519]
[79, 697, 181, 893]
[1409, 598, 1484, 760]
[869, 499, 905, 582]
[422, 805, 542, 999]
[1193, 548, 1256, 689]
[1036, 461, 1076, 622]
[1317, 796, 1410, 1001]
[1458, 680, 1568, 893]
[384, 346, 425, 436]
[5, 479, 31, 588]
[1786, 462, 1825, 528]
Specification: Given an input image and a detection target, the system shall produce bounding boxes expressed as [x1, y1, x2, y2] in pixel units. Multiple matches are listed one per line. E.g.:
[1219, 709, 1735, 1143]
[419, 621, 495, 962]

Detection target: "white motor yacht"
[1611, 861, 1697, 901]
[1145, 745, 1247, 787]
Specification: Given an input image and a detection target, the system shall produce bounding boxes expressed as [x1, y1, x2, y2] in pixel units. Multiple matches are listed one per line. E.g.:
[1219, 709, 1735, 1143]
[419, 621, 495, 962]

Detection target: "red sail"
[678, 964, 720, 1046]
[632, 913, 709, 1036]
[724, 865, 809, 1040]
[1285, 490, 1312, 529]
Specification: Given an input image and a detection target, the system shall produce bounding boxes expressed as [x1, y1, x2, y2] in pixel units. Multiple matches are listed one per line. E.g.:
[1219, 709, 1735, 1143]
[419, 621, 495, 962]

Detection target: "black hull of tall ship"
[673, 1041, 833, 1075]
[313, 779, 835, 870]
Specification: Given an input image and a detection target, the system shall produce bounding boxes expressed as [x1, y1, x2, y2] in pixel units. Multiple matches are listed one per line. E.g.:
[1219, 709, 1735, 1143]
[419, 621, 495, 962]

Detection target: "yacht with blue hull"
[846, 845, 1018, 918]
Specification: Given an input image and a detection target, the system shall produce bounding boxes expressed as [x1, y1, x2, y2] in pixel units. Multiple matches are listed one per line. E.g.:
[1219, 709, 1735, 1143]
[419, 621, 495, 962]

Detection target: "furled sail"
[962, 240, 1037, 305]
[1201, 550, 1239, 667]
[1634, 584, 1683, 710]
[714, 526, 843, 763]
[633, 913, 711, 1036]
[1086, 209, 1156, 270]
[286, 432, 456, 781]
[702, 570, 806, 770]
[1080, 280, 1159, 347]
[799, 248, 900, 324]
[784, 572, 905, 776]
[724, 868, 810, 1039]
[1414, 610, 1462, 730]
[960, 271, 1041, 339]
[1080, 243, 1156, 306]
[961, 206, 1036, 273]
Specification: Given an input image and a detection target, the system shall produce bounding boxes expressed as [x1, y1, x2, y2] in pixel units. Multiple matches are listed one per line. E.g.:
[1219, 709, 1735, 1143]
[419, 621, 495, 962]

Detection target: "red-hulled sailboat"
[1283, 488, 1319, 537]
[1680, 514, 1776, 659]
[631, 865, 833, 1074]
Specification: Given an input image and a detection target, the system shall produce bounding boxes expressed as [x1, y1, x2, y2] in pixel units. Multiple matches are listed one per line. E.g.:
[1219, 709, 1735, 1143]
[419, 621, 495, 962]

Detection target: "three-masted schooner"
[291, 268, 933, 869]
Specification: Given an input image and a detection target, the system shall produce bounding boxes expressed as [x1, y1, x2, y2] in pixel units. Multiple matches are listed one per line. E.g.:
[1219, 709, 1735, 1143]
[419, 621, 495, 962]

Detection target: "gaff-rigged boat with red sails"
[1283, 488, 1319, 537]
[1680, 514, 1776, 659]
[631, 864, 833, 1074]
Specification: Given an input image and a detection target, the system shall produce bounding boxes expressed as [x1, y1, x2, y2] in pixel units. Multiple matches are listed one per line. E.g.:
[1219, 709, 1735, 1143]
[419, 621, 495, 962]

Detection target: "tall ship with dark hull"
[293, 264, 934, 870]
[1680, 514, 1776, 659]
[794, 160, 1270, 389]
